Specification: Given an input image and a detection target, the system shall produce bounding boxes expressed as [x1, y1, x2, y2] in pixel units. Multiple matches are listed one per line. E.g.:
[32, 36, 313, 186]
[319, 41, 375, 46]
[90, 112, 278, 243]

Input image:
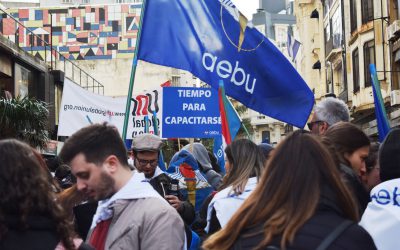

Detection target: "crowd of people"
[0, 97, 399, 250]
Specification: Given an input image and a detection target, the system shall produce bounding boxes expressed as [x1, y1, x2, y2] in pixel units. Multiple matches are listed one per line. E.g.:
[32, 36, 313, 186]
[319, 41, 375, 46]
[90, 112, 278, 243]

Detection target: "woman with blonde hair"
[203, 131, 376, 250]
[206, 139, 265, 234]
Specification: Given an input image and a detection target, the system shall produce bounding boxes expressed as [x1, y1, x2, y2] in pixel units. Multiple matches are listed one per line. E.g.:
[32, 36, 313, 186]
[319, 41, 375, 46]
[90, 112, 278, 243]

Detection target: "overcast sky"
[233, 0, 259, 19]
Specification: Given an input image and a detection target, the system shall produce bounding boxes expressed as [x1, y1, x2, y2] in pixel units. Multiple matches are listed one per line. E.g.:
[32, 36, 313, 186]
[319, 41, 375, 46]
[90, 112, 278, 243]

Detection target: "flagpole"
[122, 0, 148, 141]
[241, 122, 251, 140]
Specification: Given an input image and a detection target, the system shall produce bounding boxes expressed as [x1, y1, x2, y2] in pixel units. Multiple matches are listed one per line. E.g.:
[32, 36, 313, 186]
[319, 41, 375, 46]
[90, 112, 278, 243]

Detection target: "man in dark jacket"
[131, 133, 195, 225]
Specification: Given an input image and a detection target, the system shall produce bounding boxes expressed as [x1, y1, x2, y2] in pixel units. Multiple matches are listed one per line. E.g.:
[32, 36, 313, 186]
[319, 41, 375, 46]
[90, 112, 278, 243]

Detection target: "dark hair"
[366, 142, 379, 174]
[203, 131, 357, 250]
[45, 156, 63, 172]
[58, 185, 87, 221]
[59, 123, 129, 168]
[0, 139, 75, 250]
[257, 143, 274, 159]
[324, 122, 370, 166]
[220, 139, 265, 195]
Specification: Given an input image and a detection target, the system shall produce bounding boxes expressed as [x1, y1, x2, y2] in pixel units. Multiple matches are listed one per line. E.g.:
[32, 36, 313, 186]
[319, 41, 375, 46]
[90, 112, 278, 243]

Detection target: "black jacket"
[149, 173, 196, 225]
[0, 214, 94, 250]
[231, 187, 376, 250]
[340, 164, 370, 214]
[0, 215, 62, 250]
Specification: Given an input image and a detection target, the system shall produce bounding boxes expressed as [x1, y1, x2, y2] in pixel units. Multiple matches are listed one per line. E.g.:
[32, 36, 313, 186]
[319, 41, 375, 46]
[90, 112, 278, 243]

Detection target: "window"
[323, 0, 333, 17]
[337, 63, 346, 94]
[62, 0, 72, 3]
[14, 63, 32, 98]
[350, 0, 357, 33]
[397, 0, 400, 20]
[325, 21, 331, 42]
[353, 49, 360, 93]
[324, 20, 332, 56]
[363, 40, 375, 88]
[261, 131, 270, 144]
[276, 26, 287, 48]
[171, 76, 180, 86]
[362, 0, 373, 24]
[331, 7, 342, 49]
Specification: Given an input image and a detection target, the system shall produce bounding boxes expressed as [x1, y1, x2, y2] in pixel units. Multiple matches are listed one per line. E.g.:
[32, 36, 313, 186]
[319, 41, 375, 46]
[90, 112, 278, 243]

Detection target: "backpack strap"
[316, 220, 353, 250]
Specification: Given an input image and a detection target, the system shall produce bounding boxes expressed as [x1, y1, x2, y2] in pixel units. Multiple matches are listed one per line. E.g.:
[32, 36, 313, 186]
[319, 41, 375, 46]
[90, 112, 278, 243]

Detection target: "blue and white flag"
[287, 32, 300, 60]
[137, 0, 314, 128]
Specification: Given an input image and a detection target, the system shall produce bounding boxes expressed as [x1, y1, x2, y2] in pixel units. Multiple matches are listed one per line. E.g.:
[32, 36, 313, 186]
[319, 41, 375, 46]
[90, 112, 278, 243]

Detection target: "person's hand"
[165, 195, 182, 211]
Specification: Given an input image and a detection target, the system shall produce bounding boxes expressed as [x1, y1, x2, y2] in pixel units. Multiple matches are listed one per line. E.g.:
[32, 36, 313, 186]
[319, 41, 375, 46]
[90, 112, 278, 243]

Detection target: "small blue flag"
[287, 32, 300, 60]
[213, 91, 241, 173]
[370, 64, 391, 142]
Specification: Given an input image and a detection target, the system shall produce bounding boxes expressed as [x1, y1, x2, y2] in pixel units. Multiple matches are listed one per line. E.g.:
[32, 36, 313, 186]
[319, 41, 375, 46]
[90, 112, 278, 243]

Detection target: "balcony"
[352, 85, 390, 117]
[387, 20, 400, 42]
[250, 113, 281, 126]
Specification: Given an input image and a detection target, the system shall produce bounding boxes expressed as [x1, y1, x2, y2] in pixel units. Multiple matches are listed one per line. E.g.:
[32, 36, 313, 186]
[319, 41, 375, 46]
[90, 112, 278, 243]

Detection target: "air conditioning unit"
[391, 90, 400, 106]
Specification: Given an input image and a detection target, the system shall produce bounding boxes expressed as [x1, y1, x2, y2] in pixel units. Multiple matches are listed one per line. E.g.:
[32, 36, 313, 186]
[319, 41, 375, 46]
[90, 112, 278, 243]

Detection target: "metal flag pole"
[122, 0, 148, 141]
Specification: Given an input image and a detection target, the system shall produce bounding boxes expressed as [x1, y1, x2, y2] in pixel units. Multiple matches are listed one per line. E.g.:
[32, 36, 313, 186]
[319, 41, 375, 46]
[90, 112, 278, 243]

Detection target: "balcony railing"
[0, 8, 104, 94]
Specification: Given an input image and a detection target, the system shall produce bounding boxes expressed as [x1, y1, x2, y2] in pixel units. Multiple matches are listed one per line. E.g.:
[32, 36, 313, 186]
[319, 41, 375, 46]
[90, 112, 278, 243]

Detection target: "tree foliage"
[0, 96, 49, 149]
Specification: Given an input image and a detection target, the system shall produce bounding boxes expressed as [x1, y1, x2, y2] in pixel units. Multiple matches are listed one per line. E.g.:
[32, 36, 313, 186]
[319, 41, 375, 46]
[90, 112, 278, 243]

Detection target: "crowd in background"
[0, 97, 399, 250]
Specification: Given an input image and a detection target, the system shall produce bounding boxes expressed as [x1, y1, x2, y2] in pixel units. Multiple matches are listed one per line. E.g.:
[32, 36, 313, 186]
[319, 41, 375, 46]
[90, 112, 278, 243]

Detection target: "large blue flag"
[370, 64, 390, 142]
[137, 0, 314, 128]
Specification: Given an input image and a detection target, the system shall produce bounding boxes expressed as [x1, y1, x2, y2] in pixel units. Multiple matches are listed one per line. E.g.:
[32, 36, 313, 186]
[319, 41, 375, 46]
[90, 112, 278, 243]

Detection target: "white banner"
[58, 78, 163, 139]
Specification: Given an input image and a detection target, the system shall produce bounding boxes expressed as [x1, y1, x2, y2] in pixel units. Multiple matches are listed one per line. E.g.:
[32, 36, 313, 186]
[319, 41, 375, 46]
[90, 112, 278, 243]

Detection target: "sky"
[233, 0, 259, 19]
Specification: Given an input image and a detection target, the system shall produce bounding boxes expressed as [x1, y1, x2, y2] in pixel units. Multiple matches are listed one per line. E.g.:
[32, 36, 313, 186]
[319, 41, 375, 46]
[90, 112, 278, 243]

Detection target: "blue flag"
[213, 95, 241, 173]
[137, 0, 314, 128]
[370, 64, 390, 142]
[287, 32, 300, 61]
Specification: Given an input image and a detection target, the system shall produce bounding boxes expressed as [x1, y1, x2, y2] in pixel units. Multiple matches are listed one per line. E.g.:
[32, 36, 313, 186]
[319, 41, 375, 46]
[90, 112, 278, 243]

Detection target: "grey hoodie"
[182, 143, 223, 190]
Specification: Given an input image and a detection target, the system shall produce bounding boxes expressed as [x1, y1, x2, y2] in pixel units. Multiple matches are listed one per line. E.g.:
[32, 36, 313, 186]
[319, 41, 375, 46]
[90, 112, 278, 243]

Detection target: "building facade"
[40, 0, 141, 7]
[0, 3, 196, 97]
[296, 0, 398, 138]
[294, 0, 326, 100]
[245, 0, 297, 144]
[386, 0, 400, 127]
[0, 5, 104, 138]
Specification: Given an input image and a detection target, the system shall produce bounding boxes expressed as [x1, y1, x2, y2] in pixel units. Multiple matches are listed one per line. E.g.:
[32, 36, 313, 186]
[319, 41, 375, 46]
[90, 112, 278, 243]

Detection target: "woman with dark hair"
[0, 139, 92, 250]
[324, 122, 371, 213]
[325, 122, 370, 177]
[362, 142, 381, 192]
[203, 131, 376, 250]
[205, 139, 265, 234]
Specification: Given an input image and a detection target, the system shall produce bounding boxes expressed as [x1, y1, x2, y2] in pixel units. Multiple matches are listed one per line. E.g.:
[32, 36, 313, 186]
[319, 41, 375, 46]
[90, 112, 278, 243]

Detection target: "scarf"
[90, 171, 164, 229]
[205, 177, 257, 232]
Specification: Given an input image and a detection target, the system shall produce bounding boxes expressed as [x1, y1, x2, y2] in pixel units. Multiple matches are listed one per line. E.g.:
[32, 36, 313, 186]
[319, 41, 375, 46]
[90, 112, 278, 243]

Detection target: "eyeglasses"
[135, 157, 158, 167]
[307, 120, 324, 130]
